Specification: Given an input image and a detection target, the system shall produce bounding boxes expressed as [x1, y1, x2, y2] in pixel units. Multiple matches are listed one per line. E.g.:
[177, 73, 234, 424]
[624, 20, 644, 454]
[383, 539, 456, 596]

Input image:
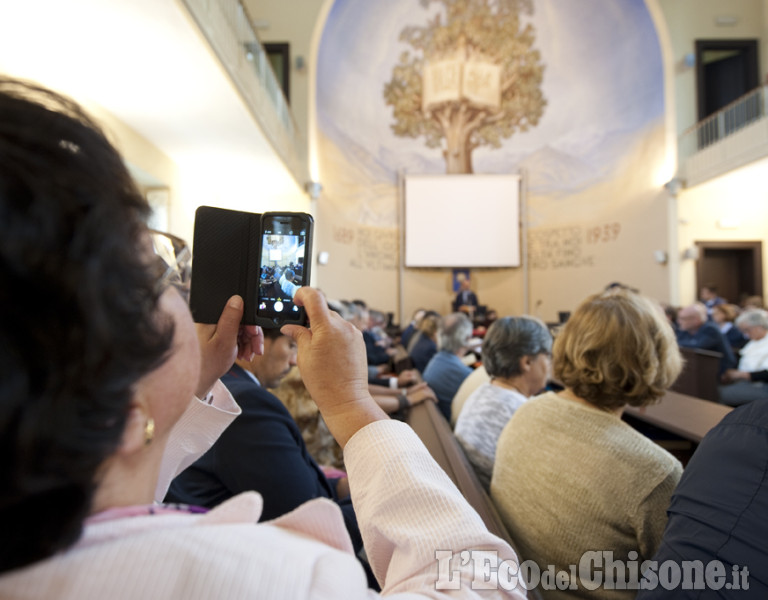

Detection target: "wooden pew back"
[670, 347, 722, 402]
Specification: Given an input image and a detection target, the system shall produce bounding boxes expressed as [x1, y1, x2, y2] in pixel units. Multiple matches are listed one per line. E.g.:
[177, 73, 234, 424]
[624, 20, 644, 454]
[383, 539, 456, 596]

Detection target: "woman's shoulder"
[0, 496, 361, 600]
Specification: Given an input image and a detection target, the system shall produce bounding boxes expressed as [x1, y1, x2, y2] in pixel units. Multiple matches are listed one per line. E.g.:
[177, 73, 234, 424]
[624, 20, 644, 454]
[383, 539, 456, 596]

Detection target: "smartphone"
[188, 206, 313, 328]
[255, 212, 314, 328]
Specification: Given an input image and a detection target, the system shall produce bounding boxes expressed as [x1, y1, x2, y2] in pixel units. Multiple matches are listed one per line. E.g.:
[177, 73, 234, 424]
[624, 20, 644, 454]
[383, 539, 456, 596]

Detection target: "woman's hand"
[195, 295, 263, 398]
[282, 287, 388, 448]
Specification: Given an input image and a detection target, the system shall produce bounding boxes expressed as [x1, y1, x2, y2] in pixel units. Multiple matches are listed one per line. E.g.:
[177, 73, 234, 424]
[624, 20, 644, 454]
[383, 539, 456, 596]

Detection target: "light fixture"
[682, 247, 700, 261]
[664, 177, 685, 196]
[305, 181, 323, 200]
[717, 218, 740, 229]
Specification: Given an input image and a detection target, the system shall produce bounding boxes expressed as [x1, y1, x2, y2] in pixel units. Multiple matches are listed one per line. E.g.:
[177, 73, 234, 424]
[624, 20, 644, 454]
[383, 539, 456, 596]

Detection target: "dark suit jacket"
[363, 330, 390, 365]
[166, 364, 362, 552]
[453, 289, 478, 312]
[409, 333, 437, 374]
[676, 321, 736, 374]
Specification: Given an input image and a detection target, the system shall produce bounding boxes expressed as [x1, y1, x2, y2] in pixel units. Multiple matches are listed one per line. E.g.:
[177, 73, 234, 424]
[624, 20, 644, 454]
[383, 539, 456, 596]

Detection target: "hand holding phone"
[188, 207, 313, 328]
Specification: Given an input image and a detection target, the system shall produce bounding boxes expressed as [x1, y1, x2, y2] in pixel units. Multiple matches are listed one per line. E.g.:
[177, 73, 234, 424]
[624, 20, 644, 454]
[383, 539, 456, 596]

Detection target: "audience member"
[453, 277, 479, 314]
[347, 300, 394, 369]
[676, 302, 736, 373]
[0, 78, 526, 599]
[166, 327, 366, 559]
[399, 308, 426, 348]
[408, 311, 440, 373]
[719, 309, 768, 406]
[635, 399, 768, 599]
[422, 312, 474, 420]
[700, 283, 725, 317]
[368, 309, 391, 347]
[491, 288, 684, 599]
[661, 303, 679, 333]
[712, 302, 748, 352]
[742, 294, 765, 310]
[451, 365, 490, 427]
[454, 316, 552, 490]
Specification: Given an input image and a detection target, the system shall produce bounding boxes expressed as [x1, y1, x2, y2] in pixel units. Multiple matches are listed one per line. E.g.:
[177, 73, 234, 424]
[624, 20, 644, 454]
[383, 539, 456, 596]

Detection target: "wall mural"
[383, 0, 546, 174]
[316, 0, 667, 316]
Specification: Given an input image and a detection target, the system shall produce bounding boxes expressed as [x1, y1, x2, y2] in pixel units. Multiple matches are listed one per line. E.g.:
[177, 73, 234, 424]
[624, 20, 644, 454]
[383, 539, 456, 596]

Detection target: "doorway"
[696, 39, 759, 120]
[695, 241, 763, 306]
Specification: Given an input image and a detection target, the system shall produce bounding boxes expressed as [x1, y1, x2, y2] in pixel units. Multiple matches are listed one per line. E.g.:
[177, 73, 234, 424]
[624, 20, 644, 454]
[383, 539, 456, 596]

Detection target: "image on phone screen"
[257, 216, 309, 321]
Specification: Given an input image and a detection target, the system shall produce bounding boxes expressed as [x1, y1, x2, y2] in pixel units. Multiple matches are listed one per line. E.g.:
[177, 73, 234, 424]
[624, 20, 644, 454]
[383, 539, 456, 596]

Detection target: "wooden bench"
[406, 401, 545, 598]
[407, 401, 513, 542]
[670, 347, 722, 402]
[624, 389, 732, 443]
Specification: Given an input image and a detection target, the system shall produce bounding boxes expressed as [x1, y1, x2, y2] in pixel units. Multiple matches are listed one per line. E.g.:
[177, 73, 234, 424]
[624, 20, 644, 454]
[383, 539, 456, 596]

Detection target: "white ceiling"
[0, 0, 299, 193]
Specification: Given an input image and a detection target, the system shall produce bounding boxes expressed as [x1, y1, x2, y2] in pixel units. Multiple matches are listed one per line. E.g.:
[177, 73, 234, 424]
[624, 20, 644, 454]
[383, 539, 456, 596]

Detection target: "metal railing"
[180, 0, 309, 186]
[679, 84, 768, 162]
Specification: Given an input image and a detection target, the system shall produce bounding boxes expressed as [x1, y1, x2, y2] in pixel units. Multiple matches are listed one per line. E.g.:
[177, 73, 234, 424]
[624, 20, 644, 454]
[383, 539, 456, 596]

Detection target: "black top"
[636, 399, 768, 598]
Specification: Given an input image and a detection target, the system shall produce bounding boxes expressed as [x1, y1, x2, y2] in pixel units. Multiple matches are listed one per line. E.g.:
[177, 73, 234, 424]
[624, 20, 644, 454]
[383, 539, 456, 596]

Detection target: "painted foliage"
[383, 0, 546, 174]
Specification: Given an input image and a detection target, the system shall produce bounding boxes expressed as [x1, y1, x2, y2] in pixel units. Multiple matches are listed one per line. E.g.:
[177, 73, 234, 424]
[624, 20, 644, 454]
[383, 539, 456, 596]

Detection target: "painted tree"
[383, 0, 546, 174]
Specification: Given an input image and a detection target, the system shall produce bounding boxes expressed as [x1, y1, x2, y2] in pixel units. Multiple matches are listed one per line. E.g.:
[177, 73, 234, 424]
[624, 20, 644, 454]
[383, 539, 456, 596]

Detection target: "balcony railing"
[679, 84, 768, 187]
[180, 0, 309, 187]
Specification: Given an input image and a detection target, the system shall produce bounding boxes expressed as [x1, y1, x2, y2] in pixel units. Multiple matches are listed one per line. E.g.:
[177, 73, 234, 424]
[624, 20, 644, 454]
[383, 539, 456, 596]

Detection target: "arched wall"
[309, 0, 679, 322]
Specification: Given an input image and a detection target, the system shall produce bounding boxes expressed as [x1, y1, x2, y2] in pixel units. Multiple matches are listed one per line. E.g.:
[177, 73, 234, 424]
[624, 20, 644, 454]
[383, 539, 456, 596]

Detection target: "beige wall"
[677, 156, 768, 305]
[244, 0, 327, 149]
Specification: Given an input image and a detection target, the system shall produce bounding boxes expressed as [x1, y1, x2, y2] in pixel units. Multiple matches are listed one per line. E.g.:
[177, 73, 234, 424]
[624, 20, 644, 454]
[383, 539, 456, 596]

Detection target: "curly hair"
[552, 288, 682, 410]
[0, 77, 174, 572]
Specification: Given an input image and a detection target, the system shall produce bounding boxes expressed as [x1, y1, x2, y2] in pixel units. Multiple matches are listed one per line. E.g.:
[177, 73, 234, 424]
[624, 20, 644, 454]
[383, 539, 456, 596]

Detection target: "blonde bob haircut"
[553, 288, 682, 410]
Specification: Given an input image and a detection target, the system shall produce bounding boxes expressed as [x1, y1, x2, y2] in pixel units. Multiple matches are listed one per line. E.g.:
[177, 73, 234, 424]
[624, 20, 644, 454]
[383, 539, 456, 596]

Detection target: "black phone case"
[189, 206, 261, 324]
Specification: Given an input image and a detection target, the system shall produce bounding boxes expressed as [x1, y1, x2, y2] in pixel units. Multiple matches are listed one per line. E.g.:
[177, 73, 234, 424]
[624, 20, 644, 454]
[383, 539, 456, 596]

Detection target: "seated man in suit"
[166, 327, 363, 554]
[676, 302, 736, 374]
[348, 300, 395, 370]
[453, 277, 479, 315]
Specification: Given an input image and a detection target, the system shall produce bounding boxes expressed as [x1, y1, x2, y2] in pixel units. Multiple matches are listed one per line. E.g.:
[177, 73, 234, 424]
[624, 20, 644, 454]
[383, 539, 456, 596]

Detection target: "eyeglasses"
[150, 230, 192, 303]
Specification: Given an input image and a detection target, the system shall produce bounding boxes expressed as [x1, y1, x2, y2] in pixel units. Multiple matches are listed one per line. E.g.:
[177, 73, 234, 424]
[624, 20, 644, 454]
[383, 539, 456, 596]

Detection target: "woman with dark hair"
[454, 316, 552, 489]
[490, 288, 684, 599]
[0, 78, 525, 599]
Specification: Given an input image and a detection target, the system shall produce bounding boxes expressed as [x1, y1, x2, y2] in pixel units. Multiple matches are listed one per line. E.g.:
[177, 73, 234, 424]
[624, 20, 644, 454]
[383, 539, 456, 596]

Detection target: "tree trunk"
[443, 119, 474, 174]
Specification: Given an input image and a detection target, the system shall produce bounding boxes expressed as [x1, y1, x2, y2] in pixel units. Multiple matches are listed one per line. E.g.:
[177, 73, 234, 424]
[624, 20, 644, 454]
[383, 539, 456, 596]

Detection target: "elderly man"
[676, 302, 736, 374]
[719, 309, 768, 406]
[423, 312, 474, 420]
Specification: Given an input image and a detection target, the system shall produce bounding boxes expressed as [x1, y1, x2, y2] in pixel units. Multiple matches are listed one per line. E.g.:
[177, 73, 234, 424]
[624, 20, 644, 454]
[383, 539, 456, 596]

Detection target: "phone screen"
[256, 213, 312, 324]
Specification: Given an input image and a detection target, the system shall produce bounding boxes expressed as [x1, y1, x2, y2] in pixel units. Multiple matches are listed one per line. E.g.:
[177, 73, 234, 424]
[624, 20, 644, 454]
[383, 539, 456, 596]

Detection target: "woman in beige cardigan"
[491, 287, 684, 600]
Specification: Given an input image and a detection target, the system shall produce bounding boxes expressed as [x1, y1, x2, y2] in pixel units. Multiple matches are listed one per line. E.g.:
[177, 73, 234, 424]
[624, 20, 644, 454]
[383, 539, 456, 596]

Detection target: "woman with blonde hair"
[490, 288, 684, 599]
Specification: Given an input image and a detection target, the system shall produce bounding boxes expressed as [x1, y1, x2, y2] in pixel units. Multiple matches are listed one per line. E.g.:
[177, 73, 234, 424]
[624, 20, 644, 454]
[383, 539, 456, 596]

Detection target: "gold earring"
[144, 417, 155, 446]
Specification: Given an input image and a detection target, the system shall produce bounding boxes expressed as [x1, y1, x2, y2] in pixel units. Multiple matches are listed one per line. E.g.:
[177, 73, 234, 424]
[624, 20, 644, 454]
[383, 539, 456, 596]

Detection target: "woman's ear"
[117, 401, 151, 456]
[520, 355, 533, 373]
